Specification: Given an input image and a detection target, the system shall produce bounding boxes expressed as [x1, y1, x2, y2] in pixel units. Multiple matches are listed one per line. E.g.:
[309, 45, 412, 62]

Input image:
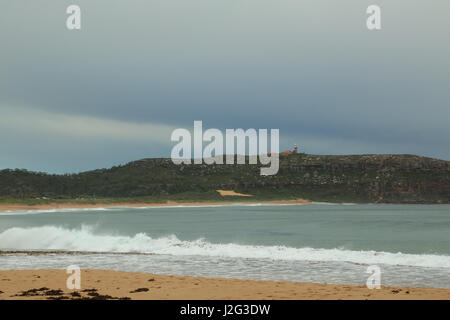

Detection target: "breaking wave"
[0, 225, 449, 268]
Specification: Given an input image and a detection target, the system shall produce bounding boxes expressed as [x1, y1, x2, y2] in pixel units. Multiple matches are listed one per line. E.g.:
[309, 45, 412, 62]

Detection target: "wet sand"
[0, 270, 449, 300]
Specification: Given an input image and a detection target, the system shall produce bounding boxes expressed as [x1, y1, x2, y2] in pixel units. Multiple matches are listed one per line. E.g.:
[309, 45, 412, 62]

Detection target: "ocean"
[0, 203, 449, 288]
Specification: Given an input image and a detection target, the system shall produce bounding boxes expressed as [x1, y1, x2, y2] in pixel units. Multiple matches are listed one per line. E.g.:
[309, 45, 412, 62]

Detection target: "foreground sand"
[0, 198, 312, 212]
[0, 270, 448, 300]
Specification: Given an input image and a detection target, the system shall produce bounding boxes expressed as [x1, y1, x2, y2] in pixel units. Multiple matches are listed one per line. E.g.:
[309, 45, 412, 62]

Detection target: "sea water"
[0, 203, 449, 288]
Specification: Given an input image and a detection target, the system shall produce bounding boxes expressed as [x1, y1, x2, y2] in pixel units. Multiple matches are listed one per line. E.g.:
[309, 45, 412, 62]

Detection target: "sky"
[0, 0, 449, 173]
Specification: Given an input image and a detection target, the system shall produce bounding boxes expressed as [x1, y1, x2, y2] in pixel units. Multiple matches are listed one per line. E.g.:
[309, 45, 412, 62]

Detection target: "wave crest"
[0, 225, 449, 268]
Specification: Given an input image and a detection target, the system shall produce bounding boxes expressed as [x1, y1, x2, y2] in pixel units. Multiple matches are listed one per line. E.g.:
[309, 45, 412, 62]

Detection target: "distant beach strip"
[0, 192, 312, 213]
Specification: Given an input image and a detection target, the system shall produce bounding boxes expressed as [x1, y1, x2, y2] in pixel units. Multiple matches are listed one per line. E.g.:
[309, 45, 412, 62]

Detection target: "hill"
[0, 154, 448, 204]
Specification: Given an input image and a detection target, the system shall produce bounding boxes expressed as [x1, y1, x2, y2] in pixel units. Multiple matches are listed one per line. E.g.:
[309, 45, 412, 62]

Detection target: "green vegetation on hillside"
[0, 154, 448, 204]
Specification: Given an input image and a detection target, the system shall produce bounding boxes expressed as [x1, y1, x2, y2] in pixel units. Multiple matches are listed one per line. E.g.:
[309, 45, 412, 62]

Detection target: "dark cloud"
[0, 0, 449, 173]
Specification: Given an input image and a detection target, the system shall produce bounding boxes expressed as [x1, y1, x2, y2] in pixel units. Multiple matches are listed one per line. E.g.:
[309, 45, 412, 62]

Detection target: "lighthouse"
[293, 144, 298, 154]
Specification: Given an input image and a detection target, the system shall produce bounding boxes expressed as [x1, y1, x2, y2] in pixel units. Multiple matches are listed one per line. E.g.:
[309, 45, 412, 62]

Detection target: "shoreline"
[0, 269, 449, 300]
[0, 198, 312, 212]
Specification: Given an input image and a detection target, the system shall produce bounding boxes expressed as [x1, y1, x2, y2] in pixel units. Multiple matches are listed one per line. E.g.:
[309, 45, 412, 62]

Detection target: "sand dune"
[216, 190, 252, 197]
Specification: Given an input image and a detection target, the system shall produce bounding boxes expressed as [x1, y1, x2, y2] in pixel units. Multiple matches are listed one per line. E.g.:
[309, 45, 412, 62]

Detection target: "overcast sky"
[1, 0, 449, 173]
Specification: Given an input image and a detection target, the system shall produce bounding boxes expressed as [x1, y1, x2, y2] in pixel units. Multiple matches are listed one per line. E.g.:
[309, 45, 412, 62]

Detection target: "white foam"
[0, 207, 110, 216]
[0, 225, 449, 268]
[312, 202, 338, 205]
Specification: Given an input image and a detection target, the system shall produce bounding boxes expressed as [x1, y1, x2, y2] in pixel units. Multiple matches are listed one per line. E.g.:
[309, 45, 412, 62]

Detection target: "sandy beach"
[0, 270, 448, 300]
[0, 198, 312, 212]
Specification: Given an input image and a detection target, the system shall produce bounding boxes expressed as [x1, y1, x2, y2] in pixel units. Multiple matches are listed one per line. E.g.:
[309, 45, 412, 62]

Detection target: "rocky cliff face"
[0, 154, 449, 203]
[273, 154, 449, 203]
